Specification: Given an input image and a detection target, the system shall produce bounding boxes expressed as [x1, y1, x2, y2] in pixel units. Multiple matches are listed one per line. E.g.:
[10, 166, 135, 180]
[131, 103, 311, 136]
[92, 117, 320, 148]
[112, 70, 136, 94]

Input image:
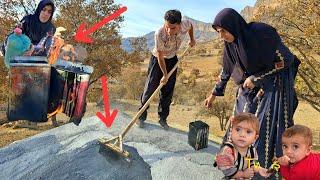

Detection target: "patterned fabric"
[152, 19, 192, 58]
[212, 9, 300, 169]
[4, 33, 31, 68]
[215, 142, 258, 178]
[221, 47, 300, 169]
[33, 35, 65, 65]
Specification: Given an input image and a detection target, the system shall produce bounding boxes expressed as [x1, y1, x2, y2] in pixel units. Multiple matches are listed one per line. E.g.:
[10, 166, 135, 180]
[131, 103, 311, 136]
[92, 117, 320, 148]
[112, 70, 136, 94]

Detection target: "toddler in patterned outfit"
[215, 113, 270, 179]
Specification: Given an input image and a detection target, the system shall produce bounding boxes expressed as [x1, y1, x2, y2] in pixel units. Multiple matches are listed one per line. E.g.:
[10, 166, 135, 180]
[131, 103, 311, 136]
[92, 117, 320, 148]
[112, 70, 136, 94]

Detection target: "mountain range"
[121, 0, 271, 52]
[121, 16, 217, 52]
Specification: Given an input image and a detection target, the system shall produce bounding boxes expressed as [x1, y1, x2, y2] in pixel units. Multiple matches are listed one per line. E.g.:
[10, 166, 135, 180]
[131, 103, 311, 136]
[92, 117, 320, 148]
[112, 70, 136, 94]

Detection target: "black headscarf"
[21, 0, 56, 44]
[212, 8, 280, 80]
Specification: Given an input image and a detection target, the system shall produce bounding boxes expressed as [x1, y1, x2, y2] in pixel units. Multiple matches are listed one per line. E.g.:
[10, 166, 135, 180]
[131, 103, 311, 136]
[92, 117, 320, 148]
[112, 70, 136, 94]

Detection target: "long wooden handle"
[121, 47, 190, 137]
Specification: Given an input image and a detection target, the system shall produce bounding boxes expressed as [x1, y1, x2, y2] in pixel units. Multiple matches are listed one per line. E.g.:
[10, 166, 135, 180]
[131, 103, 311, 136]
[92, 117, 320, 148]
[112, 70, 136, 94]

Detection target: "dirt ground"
[138, 54, 320, 147]
[115, 99, 320, 148]
[114, 99, 225, 142]
[1, 100, 319, 151]
[0, 100, 224, 148]
[0, 103, 100, 148]
[1, 55, 319, 150]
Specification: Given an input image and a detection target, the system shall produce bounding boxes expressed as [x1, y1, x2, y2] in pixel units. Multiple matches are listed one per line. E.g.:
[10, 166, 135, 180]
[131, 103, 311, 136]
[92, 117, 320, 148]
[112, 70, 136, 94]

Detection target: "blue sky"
[114, 0, 256, 38]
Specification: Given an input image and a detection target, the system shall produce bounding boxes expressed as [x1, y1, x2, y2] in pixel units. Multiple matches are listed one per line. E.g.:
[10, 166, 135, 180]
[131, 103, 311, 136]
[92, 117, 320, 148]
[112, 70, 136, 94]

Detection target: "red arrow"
[96, 76, 118, 128]
[75, 6, 127, 43]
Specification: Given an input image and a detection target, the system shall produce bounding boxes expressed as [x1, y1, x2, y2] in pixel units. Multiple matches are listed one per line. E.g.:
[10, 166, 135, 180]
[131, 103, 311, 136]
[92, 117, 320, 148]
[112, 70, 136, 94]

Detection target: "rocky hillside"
[240, 0, 281, 22]
[122, 0, 282, 53]
[121, 16, 217, 52]
[241, 6, 254, 22]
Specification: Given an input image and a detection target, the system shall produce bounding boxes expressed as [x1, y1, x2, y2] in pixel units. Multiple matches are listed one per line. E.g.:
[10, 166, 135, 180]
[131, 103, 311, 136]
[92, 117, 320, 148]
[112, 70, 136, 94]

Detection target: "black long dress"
[211, 8, 300, 168]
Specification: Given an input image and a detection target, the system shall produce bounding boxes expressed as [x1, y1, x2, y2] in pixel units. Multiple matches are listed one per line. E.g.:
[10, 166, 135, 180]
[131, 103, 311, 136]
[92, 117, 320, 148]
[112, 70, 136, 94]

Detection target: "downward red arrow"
[75, 6, 127, 43]
[96, 76, 118, 128]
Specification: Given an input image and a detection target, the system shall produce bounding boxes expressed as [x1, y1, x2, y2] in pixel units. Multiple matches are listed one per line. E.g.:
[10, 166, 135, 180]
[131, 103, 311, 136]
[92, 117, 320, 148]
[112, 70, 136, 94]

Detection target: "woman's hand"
[23, 44, 34, 56]
[243, 77, 255, 89]
[204, 94, 216, 109]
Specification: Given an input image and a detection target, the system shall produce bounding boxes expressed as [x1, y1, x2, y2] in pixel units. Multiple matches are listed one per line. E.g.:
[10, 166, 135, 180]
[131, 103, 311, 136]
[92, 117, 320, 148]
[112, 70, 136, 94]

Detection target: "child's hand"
[258, 167, 272, 177]
[242, 167, 254, 179]
[277, 155, 290, 166]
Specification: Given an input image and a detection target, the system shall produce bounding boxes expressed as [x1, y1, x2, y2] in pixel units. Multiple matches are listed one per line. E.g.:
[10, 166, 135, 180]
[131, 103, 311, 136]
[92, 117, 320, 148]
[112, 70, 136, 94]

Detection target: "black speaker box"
[188, 120, 209, 150]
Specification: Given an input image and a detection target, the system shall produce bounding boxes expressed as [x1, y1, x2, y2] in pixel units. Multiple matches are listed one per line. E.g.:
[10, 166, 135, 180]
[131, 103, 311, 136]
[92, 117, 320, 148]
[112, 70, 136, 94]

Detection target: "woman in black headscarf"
[22, 0, 56, 55]
[204, 8, 300, 168]
[17, 0, 58, 127]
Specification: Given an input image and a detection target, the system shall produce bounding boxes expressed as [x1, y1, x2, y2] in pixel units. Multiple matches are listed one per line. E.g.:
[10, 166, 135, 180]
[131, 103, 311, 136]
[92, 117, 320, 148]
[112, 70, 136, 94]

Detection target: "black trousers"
[139, 55, 178, 122]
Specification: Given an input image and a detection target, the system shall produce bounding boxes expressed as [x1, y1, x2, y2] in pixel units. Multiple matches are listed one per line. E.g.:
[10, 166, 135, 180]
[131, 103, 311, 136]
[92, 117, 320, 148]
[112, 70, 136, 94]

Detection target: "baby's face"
[231, 121, 258, 149]
[282, 135, 311, 164]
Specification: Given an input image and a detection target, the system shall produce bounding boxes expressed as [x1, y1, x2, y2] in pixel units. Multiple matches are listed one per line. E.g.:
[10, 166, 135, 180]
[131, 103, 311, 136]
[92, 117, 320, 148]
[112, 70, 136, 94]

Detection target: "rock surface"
[0, 112, 223, 180]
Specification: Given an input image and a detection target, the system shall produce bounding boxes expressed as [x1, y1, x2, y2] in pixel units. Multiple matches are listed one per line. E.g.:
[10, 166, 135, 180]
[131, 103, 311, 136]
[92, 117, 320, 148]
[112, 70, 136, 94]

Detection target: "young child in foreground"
[215, 113, 270, 179]
[277, 125, 320, 179]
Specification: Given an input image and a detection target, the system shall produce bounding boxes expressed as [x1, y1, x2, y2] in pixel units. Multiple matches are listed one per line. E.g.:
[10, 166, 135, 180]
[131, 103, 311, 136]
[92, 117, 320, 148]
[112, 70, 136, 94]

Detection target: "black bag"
[188, 120, 209, 150]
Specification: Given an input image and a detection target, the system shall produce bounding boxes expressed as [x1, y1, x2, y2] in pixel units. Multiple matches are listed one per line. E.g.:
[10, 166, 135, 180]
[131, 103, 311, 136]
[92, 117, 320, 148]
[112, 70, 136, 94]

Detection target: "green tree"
[0, 0, 127, 82]
[128, 36, 149, 64]
[252, 0, 320, 112]
[0, 0, 129, 103]
[0, 0, 45, 41]
[54, 0, 127, 85]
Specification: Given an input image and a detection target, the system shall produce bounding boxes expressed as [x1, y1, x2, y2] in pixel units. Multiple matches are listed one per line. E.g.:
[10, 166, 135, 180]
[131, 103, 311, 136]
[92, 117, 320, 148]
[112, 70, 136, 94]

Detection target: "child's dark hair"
[232, 113, 260, 134]
[164, 10, 182, 24]
[282, 125, 313, 146]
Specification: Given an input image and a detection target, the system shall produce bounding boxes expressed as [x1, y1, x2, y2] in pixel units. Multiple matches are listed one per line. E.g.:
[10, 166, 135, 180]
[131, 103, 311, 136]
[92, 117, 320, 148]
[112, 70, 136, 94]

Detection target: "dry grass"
[114, 99, 225, 144]
[0, 103, 101, 148]
[0, 125, 52, 147]
[0, 52, 319, 152]
[141, 54, 221, 74]
[181, 55, 221, 75]
[294, 102, 320, 148]
[115, 99, 320, 150]
[0, 95, 318, 150]
[294, 102, 320, 129]
[118, 53, 320, 150]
